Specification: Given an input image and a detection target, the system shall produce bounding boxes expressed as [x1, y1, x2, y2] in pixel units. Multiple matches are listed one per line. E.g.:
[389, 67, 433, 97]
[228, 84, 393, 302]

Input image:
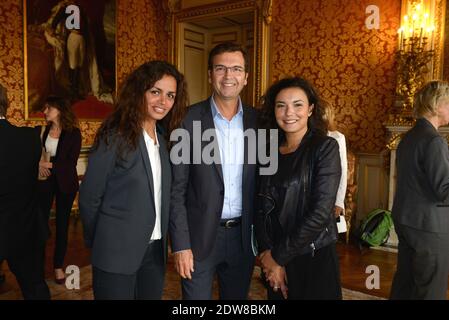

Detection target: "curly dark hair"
[43, 95, 79, 131]
[93, 60, 188, 157]
[259, 76, 328, 144]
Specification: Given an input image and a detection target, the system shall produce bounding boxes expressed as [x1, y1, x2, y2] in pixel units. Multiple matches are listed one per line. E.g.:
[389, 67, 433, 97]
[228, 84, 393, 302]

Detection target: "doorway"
[178, 13, 254, 105]
[168, 0, 272, 108]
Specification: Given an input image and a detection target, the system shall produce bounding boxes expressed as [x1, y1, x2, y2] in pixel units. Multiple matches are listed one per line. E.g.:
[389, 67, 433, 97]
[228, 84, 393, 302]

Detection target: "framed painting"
[24, 0, 116, 120]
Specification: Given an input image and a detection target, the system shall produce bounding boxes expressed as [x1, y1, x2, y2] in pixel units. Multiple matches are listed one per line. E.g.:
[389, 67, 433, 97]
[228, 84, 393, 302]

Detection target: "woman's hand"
[39, 167, 51, 177]
[334, 205, 343, 218]
[259, 250, 288, 298]
[39, 161, 53, 169]
[259, 250, 278, 272]
[267, 266, 288, 299]
[39, 161, 52, 178]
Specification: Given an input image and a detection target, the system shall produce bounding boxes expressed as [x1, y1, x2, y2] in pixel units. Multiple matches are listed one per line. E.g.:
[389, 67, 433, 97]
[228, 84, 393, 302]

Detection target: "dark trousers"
[38, 176, 76, 269]
[265, 243, 342, 300]
[92, 240, 165, 300]
[6, 240, 50, 300]
[182, 225, 255, 300]
[390, 223, 449, 300]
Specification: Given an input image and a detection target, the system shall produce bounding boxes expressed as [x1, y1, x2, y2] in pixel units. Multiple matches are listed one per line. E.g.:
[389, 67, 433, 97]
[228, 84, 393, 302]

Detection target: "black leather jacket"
[255, 129, 341, 266]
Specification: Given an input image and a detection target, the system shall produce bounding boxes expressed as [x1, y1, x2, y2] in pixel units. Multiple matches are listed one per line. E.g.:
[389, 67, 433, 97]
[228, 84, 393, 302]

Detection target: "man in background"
[0, 83, 50, 299]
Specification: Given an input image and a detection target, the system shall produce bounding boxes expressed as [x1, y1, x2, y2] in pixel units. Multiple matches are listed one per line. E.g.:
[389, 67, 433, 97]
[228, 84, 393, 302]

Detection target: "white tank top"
[45, 135, 59, 157]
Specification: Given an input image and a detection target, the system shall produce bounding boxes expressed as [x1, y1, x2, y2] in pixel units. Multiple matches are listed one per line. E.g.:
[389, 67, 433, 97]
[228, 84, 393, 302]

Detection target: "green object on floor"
[357, 209, 394, 247]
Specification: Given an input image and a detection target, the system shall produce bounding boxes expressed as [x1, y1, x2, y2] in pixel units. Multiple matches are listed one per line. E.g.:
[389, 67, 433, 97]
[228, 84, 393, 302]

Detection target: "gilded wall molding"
[432, 0, 446, 79]
[262, 0, 273, 25]
[173, 1, 258, 19]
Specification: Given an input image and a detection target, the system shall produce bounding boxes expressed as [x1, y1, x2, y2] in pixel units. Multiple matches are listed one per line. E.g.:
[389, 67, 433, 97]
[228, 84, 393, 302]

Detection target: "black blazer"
[79, 129, 171, 275]
[392, 118, 449, 234]
[169, 98, 258, 261]
[37, 125, 81, 194]
[0, 120, 46, 259]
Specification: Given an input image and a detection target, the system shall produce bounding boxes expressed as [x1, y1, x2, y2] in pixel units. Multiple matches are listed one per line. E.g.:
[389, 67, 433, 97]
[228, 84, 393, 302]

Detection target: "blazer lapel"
[242, 105, 255, 217]
[139, 134, 155, 207]
[201, 101, 224, 183]
[54, 129, 66, 160]
[158, 131, 170, 237]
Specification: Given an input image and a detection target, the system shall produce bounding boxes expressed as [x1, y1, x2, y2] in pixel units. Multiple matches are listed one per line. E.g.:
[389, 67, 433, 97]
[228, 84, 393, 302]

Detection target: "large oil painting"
[24, 0, 116, 120]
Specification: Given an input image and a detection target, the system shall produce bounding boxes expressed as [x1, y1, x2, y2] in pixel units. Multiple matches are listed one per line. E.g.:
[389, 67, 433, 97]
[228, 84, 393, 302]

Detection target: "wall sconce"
[395, 0, 435, 118]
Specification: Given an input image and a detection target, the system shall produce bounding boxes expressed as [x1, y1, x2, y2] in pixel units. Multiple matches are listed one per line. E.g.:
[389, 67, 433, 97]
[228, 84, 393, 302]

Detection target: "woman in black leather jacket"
[256, 77, 342, 300]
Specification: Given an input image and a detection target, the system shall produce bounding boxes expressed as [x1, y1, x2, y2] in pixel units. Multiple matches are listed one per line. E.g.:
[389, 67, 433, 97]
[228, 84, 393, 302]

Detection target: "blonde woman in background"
[390, 80, 449, 300]
[324, 104, 347, 221]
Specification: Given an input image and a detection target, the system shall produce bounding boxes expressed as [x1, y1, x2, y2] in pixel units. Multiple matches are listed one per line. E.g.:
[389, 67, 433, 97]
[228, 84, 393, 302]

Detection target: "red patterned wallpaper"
[0, 0, 168, 146]
[1, 0, 401, 152]
[271, 0, 401, 153]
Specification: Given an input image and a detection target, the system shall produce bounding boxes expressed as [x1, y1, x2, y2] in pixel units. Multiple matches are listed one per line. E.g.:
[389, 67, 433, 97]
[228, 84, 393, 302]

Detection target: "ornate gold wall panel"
[0, 0, 168, 146]
[271, 0, 401, 153]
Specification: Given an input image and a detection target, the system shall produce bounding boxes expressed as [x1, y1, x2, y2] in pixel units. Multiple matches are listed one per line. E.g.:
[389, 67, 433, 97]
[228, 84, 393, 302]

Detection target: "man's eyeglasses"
[213, 65, 245, 75]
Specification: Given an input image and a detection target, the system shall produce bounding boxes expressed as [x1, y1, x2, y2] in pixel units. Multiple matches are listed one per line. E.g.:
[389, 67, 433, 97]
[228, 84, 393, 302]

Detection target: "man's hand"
[174, 249, 194, 280]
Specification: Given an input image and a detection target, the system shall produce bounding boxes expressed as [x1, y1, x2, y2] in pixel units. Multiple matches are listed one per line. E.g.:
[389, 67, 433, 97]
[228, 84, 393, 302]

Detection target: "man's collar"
[0, 116, 6, 120]
[210, 94, 243, 119]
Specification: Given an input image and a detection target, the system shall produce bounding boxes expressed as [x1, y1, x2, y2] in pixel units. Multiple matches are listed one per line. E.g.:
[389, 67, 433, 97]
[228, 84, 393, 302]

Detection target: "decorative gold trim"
[386, 133, 403, 150]
[163, 0, 181, 34]
[168, 0, 272, 106]
[262, 0, 273, 25]
[432, 0, 446, 79]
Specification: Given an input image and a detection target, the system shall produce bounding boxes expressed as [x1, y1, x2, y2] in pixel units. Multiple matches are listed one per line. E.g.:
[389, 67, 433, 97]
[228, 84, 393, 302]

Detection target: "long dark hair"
[93, 60, 188, 157]
[43, 95, 79, 131]
[259, 76, 328, 144]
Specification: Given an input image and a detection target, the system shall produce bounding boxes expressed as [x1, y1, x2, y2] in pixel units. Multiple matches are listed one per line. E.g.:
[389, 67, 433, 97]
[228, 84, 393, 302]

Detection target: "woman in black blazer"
[37, 96, 81, 284]
[79, 61, 187, 300]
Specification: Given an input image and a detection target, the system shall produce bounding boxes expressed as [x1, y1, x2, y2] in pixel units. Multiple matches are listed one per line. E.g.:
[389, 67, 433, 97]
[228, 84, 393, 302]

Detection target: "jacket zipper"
[310, 242, 316, 257]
